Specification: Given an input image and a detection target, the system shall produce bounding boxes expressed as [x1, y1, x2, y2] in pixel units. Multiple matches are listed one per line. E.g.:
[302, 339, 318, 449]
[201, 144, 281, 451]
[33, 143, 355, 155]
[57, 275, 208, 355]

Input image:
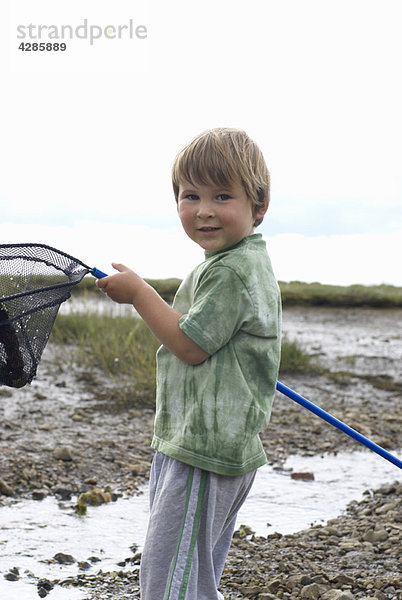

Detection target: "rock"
[301, 583, 323, 599]
[80, 488, 112, 506]
[266, 578, 281, 593]
[233, 524, 255, 538]
[235, 585, 264, 597]
[3, 567, 19, 581]
[84, 477, 98, 486]
[53, 552, 76, 564]
[288, 574, 312, 588]
[54, 486, 73, 500]
[53, 446, 73, 461]
[32, 489, 47, 501]
[339, 539, 362, 552]
[319, 526, 340, 537]
[37, 579, 54, 597]
[75, 488, 112, 514]
[322, 591, 355, 600]
[22, 466, 37, 481]
[373, 593, 387, 600]
[37, 579, 54, 591]
[0, 479, 14, 496]
[375, 502, 395, 514]
[291, 472, 315, 480]
[329, 573, 355, 586]
[362, 528, 389, 543]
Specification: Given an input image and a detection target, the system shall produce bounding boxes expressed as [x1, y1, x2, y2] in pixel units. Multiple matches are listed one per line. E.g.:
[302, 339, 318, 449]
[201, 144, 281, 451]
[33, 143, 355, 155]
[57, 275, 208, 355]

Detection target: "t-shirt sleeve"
[178, 265, 254, 355]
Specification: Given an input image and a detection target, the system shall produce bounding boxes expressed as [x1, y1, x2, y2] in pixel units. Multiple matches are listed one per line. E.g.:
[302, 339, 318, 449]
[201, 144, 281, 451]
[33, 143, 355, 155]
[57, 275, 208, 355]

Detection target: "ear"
[253, 199, 269, 226]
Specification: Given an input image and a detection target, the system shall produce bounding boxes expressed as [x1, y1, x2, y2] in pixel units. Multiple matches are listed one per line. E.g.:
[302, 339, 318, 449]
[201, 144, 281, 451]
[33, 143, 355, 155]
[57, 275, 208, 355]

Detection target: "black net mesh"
[0, 244, 92, 388]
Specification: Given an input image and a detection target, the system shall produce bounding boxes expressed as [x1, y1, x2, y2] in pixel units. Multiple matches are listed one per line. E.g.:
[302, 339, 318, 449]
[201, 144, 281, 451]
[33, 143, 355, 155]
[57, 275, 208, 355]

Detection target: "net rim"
[0, 242, 92, 272]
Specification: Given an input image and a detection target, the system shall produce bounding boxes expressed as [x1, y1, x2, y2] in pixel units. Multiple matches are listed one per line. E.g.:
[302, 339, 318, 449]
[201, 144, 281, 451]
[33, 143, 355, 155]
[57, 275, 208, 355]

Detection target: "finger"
[96, 277, 108, 289]
[111, 262, 128, 273]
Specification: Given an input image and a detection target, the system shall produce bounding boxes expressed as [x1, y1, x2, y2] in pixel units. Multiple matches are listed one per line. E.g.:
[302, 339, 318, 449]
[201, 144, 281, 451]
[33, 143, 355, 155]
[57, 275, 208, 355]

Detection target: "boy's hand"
[97, 263, 209, 365]
[96, 263, 143, 304]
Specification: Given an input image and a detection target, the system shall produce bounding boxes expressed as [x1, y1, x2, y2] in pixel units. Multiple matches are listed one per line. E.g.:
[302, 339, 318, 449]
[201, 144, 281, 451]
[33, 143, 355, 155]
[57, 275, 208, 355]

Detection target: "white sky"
[1, 0, 401, 285]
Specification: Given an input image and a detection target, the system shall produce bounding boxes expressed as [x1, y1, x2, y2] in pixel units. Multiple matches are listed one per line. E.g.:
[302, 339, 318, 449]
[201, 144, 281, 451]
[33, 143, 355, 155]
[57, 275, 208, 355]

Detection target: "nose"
[197, 199, 214, 218]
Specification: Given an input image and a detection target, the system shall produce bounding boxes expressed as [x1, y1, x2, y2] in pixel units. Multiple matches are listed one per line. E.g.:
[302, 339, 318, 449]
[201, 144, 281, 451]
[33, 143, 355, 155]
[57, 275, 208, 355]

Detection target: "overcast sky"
[1, 0, 401, 285]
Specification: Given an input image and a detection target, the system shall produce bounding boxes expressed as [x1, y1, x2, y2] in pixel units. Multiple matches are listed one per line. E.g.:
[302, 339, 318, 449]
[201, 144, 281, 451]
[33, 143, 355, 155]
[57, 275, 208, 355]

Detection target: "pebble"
[53, 552, 76, 564]
[32, 489, 47, 501]
[3, 567, 20, 581]
[362, 528, 389, 543]
[37, 578, 54, 598]
[53, 446, 73, 461]
[301, 583, 323, 598]
[0, 479, 14, 496]
[291, 471, 315, 480]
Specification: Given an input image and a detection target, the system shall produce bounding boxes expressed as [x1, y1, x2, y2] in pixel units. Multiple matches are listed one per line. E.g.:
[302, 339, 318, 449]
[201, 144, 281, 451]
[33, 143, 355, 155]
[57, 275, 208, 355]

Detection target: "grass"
[278, 334, 316, 375]
[51, 312, 160, 406]
[75, 277, 402, 308]
[279, 281, 402, 308]
[50, 311, 316, 407]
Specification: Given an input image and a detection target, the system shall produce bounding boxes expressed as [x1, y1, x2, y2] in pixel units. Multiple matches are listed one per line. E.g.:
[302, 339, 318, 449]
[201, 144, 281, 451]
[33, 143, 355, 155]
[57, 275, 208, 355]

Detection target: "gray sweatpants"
[140, 452, 256, 600]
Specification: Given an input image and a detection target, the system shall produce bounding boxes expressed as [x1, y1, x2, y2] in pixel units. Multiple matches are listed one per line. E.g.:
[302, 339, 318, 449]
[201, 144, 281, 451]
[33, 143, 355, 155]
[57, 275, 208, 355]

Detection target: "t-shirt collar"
[204, 233, 262, 259]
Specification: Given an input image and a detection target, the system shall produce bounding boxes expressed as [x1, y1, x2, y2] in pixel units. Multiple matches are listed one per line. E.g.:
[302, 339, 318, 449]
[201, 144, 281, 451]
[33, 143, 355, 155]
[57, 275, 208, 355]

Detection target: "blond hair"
[172, 128, 270, 226]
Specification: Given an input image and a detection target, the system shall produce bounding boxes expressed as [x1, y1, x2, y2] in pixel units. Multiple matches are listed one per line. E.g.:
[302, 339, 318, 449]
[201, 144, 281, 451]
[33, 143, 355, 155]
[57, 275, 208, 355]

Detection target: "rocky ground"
[0, 307, 401, 599]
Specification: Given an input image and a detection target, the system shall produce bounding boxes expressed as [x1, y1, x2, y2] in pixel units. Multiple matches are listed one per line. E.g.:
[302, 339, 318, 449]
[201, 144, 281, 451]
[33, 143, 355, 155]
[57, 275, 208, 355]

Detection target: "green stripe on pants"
[164, 467, 207, 600]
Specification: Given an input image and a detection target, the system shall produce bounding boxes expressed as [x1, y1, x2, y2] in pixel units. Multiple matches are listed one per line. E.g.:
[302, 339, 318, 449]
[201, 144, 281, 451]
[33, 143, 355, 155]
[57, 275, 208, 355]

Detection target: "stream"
[1, 447, 400, 600]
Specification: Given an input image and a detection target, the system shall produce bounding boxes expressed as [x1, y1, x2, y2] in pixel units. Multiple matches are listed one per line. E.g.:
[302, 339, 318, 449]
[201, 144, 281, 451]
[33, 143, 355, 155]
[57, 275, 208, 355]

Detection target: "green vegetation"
[278, 335, 316, 375]
[51, 312, 160, 406]
[51, 310, 316, 407]
[75, 278, 402, 308]
[279, 281, 402, 308]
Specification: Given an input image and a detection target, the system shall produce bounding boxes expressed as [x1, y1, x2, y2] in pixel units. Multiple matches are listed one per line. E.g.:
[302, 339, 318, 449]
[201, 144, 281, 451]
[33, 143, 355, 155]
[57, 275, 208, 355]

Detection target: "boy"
[97, 128, 282, 599]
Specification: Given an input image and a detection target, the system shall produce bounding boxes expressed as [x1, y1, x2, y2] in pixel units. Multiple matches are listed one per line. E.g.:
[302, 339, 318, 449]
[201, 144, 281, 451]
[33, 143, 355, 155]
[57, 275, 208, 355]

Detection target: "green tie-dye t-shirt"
[151, 234, 282, 476]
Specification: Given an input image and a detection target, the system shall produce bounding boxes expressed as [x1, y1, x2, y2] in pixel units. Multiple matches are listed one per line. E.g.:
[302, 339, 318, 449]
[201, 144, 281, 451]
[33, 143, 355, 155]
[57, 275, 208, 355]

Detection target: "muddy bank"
[0, 307, 401, 598]
[0, 361, 155, 502]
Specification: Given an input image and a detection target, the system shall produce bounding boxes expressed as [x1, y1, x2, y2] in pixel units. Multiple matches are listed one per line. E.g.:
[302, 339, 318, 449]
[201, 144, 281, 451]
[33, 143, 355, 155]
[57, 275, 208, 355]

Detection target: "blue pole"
[91, 268, 108, 279]
[276, 381, 402, 470]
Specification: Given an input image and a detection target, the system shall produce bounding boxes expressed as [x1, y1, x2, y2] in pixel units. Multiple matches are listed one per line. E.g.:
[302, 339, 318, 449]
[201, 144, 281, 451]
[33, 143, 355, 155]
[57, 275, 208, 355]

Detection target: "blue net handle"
[91, 268, 108, 279]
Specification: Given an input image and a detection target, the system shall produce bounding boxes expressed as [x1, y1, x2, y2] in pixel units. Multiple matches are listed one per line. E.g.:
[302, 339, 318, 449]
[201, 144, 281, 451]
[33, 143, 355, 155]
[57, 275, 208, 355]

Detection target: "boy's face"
[177, 180, 265, 253]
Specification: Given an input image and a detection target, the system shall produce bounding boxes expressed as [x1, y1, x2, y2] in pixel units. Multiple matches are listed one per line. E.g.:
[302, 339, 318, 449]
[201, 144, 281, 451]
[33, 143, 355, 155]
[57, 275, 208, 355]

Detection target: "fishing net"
[0, 243, 100, 388]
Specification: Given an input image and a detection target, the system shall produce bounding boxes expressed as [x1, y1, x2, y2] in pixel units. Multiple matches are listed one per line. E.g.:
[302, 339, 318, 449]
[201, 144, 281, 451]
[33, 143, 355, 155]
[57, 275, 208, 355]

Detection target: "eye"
[185, 194, 199, 201]
[217, 194, 230, 201]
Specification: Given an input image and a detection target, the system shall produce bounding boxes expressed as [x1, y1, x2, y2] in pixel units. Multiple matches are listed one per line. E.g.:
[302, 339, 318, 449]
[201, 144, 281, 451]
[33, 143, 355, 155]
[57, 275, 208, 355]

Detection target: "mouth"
[198, 227, 221, 232]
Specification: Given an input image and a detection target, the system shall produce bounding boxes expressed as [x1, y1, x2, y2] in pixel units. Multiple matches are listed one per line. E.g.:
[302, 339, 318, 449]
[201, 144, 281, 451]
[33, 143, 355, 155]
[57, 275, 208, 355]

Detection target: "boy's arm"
[96, 263, 209, 365]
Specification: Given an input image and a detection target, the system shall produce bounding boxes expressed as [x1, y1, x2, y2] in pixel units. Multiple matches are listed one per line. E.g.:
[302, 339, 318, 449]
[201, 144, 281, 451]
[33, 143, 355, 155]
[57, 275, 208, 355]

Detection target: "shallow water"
[0, 580, 86, 600]
[0, 448, 400, 599]
[237, 448, 401, 535]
